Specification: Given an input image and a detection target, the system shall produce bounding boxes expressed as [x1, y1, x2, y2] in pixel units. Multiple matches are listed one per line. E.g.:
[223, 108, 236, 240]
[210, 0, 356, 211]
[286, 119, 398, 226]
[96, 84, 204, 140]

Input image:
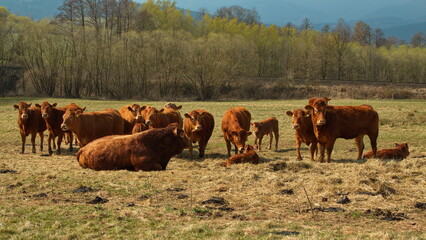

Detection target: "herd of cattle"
[13, 97, 410, 171]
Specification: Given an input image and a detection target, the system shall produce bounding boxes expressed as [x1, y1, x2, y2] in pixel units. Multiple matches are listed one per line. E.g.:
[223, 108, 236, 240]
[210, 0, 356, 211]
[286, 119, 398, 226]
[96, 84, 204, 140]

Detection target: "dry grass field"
[1, 97, 425, 239]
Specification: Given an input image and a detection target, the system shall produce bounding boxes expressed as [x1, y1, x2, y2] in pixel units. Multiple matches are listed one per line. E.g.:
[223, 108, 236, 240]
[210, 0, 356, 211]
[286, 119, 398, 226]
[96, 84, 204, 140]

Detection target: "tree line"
[0, 0, 425, 100]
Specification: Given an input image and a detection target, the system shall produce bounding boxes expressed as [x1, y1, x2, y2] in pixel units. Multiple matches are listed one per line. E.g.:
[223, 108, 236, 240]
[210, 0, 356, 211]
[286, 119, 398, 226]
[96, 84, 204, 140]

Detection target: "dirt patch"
[87, 196, 109, 204]
[364, 208, 408, 221]
[201, 197, 228, 206]
[166, 187, 185, 192]
[32, 193, 47, 198]
[414, 202, 426, 209]
[269, 162, 287, 171]
[278, 189, 294, 195]
[336, 196, 351, 204]
[0, 169, 16, 174]
[72, 186, 97, 193]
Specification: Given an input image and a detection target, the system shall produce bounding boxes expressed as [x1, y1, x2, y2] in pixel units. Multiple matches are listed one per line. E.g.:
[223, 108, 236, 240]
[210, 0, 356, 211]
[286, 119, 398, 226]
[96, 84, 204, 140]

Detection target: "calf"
[222, 145, 259, 167]
[76, 124, 188, 171]
[250, 117, 279, 151]
[222, 107, 252, 156]
[61, 108, 124, 147]
[286, 109, 318, 161]
[119, 104, 146, 134]
[305, 97, 379, 163]
[36, 102, 84, 155]
[13, 102, 46, 153]
[364, 143, 409, 160]
[184, 109, 215, 158]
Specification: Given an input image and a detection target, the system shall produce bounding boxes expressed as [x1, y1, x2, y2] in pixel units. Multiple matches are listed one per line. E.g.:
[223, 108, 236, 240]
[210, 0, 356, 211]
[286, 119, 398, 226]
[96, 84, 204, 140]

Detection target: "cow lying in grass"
[364, 143, 409, 160]
[222, 145, 259, 167]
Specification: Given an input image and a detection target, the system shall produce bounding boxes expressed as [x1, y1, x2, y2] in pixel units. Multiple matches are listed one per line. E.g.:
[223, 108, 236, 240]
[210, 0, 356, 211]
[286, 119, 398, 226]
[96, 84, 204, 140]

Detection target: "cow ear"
[285, 111, 293, 117]
[184, 113, 191, 119]
[159, 108, 164, 113]
[35, 104, 41, 108]
[127, 106, 133, 112]
[81, 107, 86, 112]
[140, 106, 146, 111]
[326, 106, 334, 112]
[323, 97, 331, 103]
[52, 103, 57, 107]
[13, 105, 19, 110]
[28, 103, 32, 107]
[247, 131, 252, 136]
[305, 105, 313, 111]
[176, 105, 182, 110]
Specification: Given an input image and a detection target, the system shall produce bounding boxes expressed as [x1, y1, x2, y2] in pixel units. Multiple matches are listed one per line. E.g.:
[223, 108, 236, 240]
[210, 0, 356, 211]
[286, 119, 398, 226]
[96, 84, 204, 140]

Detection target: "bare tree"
[411, 32, 426, 47]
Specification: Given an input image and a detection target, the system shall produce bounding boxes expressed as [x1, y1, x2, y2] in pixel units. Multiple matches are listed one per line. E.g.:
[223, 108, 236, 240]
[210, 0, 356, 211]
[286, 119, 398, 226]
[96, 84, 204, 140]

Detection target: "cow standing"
[141, 106, 170, 128]
[222, 145, 259, 167]
[13, 102, 46, 154]
[163, 103, 183, 128]
[76, 124, 188, 171]
[119, 104, 146, 134]
[286, 109, 318, 161]
[222, 107, 252, 156]
[61, 109, 124, 147]
[305, 97, 379, 163]
[184, 109, 215, 158]
[250, 117, 279, 151]
[364, 143, 409, 160]
[36, 102, 84, 155]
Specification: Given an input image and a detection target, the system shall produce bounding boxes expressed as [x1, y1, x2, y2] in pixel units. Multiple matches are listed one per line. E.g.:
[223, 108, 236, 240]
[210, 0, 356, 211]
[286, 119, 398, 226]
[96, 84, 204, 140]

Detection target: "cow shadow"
[332, 158, 367, 164]
[175, 152, 229, 162]
[274, 148, 296, 153]
[38, 148, 79, 157]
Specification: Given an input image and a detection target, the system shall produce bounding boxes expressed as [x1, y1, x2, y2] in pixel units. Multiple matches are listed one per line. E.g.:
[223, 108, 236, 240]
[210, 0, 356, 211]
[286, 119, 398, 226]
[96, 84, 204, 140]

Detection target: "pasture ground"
[0, 98, 425, 239]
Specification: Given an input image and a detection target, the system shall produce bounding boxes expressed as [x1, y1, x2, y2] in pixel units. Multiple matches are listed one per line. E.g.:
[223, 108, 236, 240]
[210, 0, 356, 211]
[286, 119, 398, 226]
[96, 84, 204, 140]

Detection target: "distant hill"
[383, 22, 426, 42]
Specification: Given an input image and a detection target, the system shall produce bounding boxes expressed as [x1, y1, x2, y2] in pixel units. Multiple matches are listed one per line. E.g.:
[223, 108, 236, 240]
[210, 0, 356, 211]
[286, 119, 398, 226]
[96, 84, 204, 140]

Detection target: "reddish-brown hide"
[76, 124, 188, 171]
[364, 143, 409, 160]
[13, 101, 46, 154]
[119, 104, 145, 134]
[222, 145, 259, 167]
[250, 117, 279, 151]
[286, 109, 318, 161]
[305, 97, 379, 163]
[183, 109, 215, 158]
[221, 107, 252, 156]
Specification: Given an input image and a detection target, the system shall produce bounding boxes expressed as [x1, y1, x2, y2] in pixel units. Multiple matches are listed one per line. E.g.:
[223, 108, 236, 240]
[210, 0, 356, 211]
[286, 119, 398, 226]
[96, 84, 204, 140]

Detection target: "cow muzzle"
[21, 114, 28, 120]
[317, 119, 326, 125]
[61, 124, 68, 131]
[293, 124, 299, 129]
[193, 125, 202, 132]
[136, 115, 142, 120]
[42, 113, 49, 118]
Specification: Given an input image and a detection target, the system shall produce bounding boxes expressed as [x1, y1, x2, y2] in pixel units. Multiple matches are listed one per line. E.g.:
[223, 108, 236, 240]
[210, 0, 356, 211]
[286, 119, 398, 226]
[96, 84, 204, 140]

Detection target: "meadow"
[0, 97, 425, 239]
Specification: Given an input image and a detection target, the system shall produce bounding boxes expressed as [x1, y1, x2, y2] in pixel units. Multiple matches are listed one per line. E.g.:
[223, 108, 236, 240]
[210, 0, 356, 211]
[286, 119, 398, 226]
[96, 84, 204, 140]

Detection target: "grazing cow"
[142, 106, 171, 128]
[76, 124, 188, 171]
[286, 109, 318, 161]
[132, 121, 149, 134]
[61, 108, 124, 147]
[363, 143, 409, 160]
[305, 97, 379, 163]
[36, 102, 84, 155]
[184, 109, 215, 158]
[222, 107, 252, 156]
[162, 103, 183, 128]
[222, 145, 259, 167]
[13, 102, 46, 153]
[250, 117, 279, 151]
[119, 104, 146, 134]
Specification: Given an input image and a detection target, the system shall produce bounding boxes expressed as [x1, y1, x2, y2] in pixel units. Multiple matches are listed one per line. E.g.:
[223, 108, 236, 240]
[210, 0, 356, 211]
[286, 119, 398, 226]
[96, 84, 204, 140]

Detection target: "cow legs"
[198, 141, 206, 158]
[296, 139, 302, 160]
[56, 134, 64, 155]
[20, 133, 26, 154]
[188, 141, 193, 158]
[225, 137, 232, 157]
[31, 132, 36, 153]
[325, 139, 336, 163]
[318, 143, 326, 163]
[355, 135, 365, 159]
[274, 130, 279, 150]
[47, 133, 54, 155]
[38, 132, 44, 152]
[268, 133, 273, 150]
[368, 132, 378, 158]
[258, 135, 263, 151]
[68, 132, 73, 152]
[254, 137, 258, 148]
[310, 142, 318, 162]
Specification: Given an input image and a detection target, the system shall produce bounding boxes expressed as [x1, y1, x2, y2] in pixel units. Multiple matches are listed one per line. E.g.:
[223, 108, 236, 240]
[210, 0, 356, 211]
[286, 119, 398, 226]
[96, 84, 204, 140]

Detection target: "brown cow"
[13, 102, 46, 153]
[363, 143, 409, 160]
[305, 97, 379, 163]
[222, 107, 252, 156]
[184, 109, 215, 158]
[222, 145, 259, 167]
[61, 108, 124, 147]
[250, 117, 279, 151]
[119, 104, 146, 134]
[36, 102, 84, 155]
[162, 103, 183, 128]
[132, 121, 149, 134]
[76, 124, 188, 171]
[286, 109, 318, 161]
[141, 106, 171, 128]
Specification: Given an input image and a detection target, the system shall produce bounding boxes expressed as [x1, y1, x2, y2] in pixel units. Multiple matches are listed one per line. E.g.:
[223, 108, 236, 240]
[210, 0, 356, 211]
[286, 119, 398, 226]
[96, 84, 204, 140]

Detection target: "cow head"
[286, 109, 310, 130]
[305, 97, 333, 126]
[13, 101, 32, 120]
[164, 103, 182, 110]
[184, 111, 206, 132]
[127, 104, 146, 122]
[250, 122, 263, 138]
[230, 129, 252, 153]
[142, 107, 164, 126]
[244, 144, 256, 153]
[37, 101, 57, 119]
[171, 124, 189, 149]
[61, 108, 84, 131]
[395, 143, 410, 157]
